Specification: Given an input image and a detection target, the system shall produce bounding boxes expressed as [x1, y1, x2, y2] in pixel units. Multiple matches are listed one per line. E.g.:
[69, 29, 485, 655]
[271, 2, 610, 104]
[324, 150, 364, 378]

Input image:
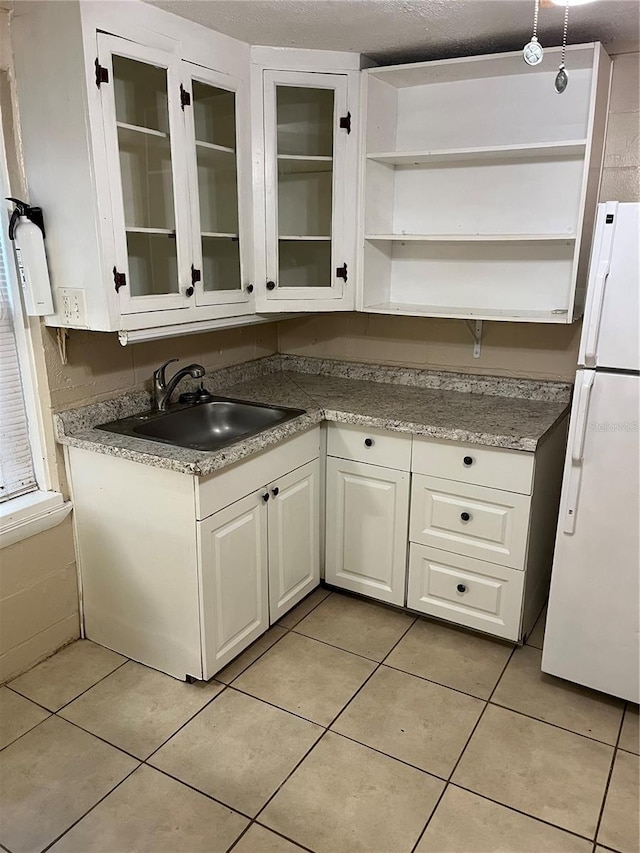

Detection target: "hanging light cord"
[532, 0, 540, 41]
[559, 0, 570, 70]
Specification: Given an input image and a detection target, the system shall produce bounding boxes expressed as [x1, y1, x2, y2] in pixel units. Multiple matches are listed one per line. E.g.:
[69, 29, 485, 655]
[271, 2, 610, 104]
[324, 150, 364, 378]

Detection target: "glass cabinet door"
[97, 35, 191, 314]
[264, 71, 349, 301]
[183, 65, 250, 308]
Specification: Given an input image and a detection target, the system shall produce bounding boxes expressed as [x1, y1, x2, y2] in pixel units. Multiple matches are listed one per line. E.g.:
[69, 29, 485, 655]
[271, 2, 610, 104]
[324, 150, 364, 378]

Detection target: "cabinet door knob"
[456, 583, 467, 593]
[460, 511, 471, 522]
[185, 286, 194, 297]
[262, 492, 270, 502]
[266, 280, 276, 291]
[246, 284, 254, 294]
[364, 438, 374, 447]
[463, 456, 474, 467]
[271, 487, 279, 497]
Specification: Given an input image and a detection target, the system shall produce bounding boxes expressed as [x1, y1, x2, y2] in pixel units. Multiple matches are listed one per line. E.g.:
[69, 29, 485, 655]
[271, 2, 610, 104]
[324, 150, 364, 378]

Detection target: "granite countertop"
[54, 355, 572, 477]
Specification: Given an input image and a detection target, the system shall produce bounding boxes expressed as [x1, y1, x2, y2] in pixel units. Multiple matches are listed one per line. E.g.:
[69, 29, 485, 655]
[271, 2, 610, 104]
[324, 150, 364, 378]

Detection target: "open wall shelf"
[360, 43, 611, 323]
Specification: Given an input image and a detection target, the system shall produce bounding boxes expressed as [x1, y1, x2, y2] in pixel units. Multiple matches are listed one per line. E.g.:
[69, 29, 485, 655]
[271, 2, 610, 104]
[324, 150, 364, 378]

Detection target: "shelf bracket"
[465, 319, 483, 359]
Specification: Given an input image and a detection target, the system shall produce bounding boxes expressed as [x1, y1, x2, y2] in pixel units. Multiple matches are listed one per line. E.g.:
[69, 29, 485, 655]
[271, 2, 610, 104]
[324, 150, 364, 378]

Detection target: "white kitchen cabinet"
[251, 48, 361, 314]
[407, 545, 525, 641]
[268, 459, 320, 621]
[409, 474, 531, 570]
[67, 426, 320, 680]
[407, 424, 568, 641]
[199, 491, 269, 675]
[12, 1, 257, 339]
[325, 455, 410, 606]
[359, 43, 611, 322]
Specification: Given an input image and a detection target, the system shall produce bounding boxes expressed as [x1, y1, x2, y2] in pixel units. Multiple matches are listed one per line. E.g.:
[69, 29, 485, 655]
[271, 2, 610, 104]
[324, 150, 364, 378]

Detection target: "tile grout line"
[409, 643, 517, 853]
[38, 762, 142, 853]
[450, 781, 602, 847]
[232, 613, 421, 851]
[5, 655, 130, 718]
[487, 697, 625, 748]
[1, 657, 131, 756]
[590, 700, 627, 852]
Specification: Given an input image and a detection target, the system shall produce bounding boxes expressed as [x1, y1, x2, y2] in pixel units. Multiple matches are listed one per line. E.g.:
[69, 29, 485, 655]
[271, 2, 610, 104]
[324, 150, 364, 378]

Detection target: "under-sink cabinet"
[324, 421, 568, 643]
[66, 427, 320, 681]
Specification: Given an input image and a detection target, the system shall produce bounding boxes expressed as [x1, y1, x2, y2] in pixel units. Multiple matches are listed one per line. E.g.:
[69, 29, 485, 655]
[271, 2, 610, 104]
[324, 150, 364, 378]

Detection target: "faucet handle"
[153, 358, 179, 388]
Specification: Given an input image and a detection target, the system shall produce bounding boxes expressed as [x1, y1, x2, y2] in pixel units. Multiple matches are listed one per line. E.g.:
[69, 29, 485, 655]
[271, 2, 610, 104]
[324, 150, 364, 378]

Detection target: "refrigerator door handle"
[583, 261, 611, 367]
[564, 371, 596, 533]
[571, 371, 596, 463]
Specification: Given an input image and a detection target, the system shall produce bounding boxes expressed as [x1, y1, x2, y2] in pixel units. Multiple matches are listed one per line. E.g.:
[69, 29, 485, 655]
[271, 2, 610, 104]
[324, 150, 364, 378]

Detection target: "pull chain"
[555, 0, 570, 93]
[523, 0, 544, 66]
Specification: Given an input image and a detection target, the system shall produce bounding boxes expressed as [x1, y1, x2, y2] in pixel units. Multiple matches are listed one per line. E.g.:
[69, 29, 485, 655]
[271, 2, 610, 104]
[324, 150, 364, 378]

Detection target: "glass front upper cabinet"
[98, 35, 192, 314]
[184, 66, 250, 308]
[264, 71, 349, 301]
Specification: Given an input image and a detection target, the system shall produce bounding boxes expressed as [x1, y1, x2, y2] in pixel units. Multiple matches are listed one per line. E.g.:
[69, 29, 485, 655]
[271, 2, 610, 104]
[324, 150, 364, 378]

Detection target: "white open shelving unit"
[359, 43, 611, 323]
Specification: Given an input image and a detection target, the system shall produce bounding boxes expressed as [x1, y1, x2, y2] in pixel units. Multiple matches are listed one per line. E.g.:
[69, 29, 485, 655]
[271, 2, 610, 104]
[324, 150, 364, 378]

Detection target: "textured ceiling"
[147, 0, 640, 62]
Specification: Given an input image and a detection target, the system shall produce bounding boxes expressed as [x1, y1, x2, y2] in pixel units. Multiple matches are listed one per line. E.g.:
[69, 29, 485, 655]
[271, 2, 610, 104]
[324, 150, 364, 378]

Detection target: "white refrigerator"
[542, 201, 640, 703]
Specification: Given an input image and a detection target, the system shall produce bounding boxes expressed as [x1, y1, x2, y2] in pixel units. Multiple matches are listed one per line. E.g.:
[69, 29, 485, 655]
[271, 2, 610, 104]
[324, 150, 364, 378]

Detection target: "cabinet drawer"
[407, 544, 524, 641]
[196, 427, 320, 520]
[412, 436, 534, 495]
[410, 474, 530, 570]
[327, 423, 412, 471]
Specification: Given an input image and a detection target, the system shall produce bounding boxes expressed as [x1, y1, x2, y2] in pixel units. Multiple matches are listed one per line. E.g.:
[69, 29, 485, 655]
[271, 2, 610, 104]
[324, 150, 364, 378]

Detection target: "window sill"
[0, 491, 73, 549]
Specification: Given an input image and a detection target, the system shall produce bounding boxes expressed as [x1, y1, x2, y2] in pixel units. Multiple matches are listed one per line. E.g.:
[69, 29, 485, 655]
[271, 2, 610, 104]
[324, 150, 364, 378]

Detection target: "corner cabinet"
[359, 43, 611, 323]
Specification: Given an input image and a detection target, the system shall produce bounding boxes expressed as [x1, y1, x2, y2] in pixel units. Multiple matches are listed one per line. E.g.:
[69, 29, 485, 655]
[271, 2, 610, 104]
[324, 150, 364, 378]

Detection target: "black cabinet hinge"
[95, 59, 109, 87]
[180, 84, 191, 109]
[113, 267, 126, 292]
[339, 112, 351, 134]
[336, 263, 348, 282]
[191, 265, 201, 285]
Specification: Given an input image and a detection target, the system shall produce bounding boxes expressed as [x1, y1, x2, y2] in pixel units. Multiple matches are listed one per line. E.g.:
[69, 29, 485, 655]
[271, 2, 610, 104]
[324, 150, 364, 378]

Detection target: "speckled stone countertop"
[54, 355, 572, 477]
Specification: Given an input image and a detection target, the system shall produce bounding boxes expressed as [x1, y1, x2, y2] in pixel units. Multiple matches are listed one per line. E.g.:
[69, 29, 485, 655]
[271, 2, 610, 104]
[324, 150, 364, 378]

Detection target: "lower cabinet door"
[198, 491, 269, 678]
[407, 543, 524, 641]
[268, 459, 320, 622]
[325, 456, 409, 605]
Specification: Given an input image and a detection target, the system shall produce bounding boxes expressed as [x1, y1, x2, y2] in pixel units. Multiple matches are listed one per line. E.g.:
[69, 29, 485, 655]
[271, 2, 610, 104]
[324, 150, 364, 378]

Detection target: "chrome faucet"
[152, 359, 205, 411]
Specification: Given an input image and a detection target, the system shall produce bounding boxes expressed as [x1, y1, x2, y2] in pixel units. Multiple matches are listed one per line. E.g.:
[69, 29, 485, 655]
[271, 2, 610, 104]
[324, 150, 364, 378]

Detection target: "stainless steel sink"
[96, 397, 306, 452]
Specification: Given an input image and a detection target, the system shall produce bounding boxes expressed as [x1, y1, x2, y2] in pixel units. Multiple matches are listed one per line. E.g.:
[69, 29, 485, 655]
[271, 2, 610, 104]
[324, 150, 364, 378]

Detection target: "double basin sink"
[97, 397, 306, 452]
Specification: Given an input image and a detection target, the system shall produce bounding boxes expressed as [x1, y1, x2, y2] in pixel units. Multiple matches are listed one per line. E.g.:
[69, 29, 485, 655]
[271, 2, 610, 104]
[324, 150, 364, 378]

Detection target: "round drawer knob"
[460, 511, 471, 522]
[266, 280, 276, 291]
[364, 438, 374, 447]
[456, 583, 467, 594]
[463, 456, 474, 467]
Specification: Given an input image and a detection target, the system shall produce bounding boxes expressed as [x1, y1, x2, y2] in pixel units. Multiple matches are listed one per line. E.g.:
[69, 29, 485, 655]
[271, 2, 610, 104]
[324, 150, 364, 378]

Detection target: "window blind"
[0, 222, 36, 502]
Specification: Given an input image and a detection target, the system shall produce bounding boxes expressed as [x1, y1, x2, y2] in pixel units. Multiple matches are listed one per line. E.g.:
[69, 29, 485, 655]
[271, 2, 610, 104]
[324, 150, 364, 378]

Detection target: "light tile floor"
[1, 588, 638, 853]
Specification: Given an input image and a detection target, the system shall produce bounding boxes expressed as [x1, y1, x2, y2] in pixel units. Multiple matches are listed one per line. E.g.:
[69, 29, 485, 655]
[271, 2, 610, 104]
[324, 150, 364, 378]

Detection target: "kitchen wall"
[278, 51, 640, 382]
[44, 323, 279, 412]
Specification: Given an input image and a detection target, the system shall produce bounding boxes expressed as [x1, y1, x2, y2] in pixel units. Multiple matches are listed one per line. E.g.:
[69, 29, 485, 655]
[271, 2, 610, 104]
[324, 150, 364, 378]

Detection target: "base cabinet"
[268, 460, 320, 621]
[68, 428, 320, 681]
[325, 455, 409, 605]
[199, 458, 319, 673]
[199, 492, 269, 675]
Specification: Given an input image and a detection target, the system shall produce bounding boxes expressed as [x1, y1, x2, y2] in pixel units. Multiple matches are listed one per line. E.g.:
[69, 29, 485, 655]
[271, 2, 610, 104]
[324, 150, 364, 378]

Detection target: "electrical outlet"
[59, 288, 87, 327]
